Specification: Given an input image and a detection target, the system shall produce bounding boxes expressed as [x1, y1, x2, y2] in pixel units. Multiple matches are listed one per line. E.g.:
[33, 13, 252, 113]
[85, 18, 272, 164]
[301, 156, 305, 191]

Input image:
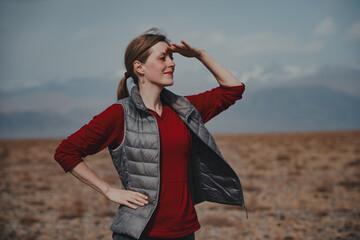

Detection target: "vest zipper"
[138, 114, 161, 237]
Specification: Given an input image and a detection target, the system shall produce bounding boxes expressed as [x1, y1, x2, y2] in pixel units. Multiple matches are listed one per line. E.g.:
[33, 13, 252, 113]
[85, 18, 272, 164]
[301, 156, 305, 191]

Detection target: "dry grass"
[0, 130, 360, 239]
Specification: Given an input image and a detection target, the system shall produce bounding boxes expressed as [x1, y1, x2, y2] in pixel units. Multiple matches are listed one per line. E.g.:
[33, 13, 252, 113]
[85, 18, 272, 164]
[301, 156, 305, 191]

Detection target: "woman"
[54, 28, 247, 240]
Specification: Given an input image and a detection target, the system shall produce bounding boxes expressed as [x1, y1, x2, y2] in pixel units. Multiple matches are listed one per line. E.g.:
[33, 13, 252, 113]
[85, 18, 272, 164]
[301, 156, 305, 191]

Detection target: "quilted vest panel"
[108, 86, 246, 239]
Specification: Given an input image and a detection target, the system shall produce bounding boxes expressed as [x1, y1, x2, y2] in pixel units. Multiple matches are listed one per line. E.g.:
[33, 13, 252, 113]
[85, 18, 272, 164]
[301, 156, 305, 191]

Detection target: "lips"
[165, 71, 173, 76]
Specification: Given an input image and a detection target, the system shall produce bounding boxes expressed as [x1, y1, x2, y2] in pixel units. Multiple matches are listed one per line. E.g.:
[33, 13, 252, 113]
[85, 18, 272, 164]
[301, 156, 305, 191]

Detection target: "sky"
[0, 0, 360, 137]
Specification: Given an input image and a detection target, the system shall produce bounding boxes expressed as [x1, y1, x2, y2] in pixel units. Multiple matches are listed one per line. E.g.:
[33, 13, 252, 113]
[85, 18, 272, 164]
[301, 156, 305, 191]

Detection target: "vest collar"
[130, 86, 195, 120]
[130, 86, 149, 112]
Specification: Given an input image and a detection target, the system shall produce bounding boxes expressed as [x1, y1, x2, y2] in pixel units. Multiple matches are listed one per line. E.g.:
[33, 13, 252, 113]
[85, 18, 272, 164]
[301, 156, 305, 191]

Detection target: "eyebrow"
[159, 51, 172, 55]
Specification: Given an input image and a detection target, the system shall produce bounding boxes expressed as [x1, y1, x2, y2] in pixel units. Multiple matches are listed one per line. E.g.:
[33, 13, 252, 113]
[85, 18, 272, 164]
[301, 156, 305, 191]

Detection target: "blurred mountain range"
[206, 85, 360, 133]
[1, 83, 359, 139]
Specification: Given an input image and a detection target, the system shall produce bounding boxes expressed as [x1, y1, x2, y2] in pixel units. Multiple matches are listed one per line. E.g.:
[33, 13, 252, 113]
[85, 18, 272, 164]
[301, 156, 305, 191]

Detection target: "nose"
[168, 56, 175, 68]
[169, 60, 175, 69]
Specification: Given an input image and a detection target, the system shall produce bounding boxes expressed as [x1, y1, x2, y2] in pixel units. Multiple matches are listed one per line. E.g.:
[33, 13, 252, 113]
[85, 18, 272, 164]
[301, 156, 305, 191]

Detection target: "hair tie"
[124, 72, 130, 79]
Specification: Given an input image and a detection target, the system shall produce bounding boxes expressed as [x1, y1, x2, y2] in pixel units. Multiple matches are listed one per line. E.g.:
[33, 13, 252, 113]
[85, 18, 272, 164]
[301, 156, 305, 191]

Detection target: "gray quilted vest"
[108, 86, 246, 239]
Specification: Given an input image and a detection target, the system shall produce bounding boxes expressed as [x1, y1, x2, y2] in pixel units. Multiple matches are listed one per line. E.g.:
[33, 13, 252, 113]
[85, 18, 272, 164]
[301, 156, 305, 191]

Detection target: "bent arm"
[54, 104, 125, 173]
[70, 162, 148, 209]
[54, 104, 148, 208]
[69, 161, 110, 196]
[186, 84, 245, 123]
[167, 40, 243, 87]
[197, 49, 242, 87]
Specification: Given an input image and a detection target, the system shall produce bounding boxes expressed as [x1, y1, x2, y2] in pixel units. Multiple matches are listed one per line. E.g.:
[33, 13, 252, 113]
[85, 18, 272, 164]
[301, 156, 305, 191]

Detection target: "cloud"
[347, 20, 360, 41]
[313, 17, 336, 37]
[239, 65, 264, 84]
[196, 31, 324, 57]
[235, 32, 323, 56]
[208, 31, 225, 45]
[188, 19, 337, 58]
[239, 64, 319, 84]
[239, 63, 360, 97]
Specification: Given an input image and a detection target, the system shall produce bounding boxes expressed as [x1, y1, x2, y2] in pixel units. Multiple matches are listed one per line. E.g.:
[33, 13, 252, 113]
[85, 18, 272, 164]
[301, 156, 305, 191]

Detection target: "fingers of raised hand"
[172, 43, 186, 49]
[180, 40, 191, 48]
[167, 41, 199, 58]
[166, 45, 174, 52]
[166, 44, 181, 53]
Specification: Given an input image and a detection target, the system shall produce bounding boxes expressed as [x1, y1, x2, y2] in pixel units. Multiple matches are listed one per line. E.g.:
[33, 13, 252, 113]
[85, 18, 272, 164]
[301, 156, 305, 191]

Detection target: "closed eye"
[160, 54, 174, 61]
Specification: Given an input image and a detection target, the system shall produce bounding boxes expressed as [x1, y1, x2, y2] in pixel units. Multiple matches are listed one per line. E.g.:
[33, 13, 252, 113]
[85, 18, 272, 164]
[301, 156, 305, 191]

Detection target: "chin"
[162, 80, 174, 87]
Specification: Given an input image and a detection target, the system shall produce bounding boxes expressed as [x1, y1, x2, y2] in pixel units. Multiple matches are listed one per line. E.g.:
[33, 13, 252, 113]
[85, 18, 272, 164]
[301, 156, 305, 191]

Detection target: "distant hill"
[206, 85, 360, 133]
[1, 85, 359, 139]
[0, 111, 77, 139]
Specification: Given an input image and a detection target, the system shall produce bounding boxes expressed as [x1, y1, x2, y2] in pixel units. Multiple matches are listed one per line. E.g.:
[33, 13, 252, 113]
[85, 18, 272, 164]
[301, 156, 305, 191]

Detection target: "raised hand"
[166, 40, 203, 59]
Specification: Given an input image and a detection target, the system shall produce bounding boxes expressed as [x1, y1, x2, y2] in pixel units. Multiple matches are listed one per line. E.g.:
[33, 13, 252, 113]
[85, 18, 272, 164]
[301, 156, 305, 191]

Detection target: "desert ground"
[0, 130, 359, 240]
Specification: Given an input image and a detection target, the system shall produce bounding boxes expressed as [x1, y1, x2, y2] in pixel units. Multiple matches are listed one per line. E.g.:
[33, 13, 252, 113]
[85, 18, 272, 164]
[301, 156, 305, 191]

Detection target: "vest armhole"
[109, 101, 127, 152]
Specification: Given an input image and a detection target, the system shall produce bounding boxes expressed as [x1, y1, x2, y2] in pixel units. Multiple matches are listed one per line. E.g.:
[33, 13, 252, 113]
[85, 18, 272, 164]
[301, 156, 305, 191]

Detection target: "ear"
[133, 60, 145, 76]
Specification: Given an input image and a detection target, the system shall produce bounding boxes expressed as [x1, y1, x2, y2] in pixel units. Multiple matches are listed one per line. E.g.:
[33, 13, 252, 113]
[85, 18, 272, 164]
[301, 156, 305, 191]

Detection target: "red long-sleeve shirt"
[54, 83, 245, 238]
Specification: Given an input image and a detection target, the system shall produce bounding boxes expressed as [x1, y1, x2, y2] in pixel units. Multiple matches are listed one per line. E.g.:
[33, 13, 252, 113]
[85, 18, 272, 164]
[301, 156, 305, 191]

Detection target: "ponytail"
[117, 74, 129, 100]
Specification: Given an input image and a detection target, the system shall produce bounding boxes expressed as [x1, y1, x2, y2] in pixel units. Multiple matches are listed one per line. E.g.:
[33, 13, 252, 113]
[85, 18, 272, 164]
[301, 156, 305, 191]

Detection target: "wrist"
[196, 49, 206, 61]
[103, 183, 111, 196]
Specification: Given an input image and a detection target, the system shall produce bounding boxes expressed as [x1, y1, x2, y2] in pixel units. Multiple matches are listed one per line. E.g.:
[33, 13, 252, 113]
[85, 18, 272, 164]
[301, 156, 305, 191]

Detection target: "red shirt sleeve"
[185, 83, 245, 123]
[54, 104, 125, 173]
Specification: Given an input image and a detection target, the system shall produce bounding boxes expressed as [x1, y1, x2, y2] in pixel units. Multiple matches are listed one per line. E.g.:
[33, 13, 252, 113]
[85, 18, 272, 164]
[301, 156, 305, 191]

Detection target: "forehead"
[148, 41, 170, 56]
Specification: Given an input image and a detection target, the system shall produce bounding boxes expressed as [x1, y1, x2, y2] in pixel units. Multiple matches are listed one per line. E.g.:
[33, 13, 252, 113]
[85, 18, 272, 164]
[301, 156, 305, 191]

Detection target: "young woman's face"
[141, 41, 175, 87]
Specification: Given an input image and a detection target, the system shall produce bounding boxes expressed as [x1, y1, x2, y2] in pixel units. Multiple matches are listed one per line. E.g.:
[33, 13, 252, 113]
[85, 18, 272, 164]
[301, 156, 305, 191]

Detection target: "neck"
[138, 83, 163, 115]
